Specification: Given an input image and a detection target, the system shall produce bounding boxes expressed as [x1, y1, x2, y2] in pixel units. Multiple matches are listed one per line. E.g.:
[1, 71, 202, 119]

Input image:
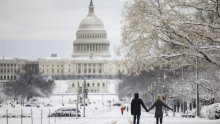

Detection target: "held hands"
[169, 108, 173, 111]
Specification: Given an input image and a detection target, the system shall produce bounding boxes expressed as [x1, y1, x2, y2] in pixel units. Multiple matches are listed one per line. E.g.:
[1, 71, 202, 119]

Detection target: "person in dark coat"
[148, 95, 173, 124]
[121, 105, 125, 115]
[131, 93, 148, 124]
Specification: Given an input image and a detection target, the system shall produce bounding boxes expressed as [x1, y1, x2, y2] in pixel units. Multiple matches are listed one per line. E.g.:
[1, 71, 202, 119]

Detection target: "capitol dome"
[79, 0, 105, 30]
[79, 15, 104, 30]
[72, 0, 110, 57]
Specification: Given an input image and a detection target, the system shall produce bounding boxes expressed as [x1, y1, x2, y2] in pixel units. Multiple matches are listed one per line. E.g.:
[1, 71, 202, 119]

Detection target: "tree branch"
[197, 50, 220, 67]
[183, 22, 220, 30]
[178, 4, 217, 14]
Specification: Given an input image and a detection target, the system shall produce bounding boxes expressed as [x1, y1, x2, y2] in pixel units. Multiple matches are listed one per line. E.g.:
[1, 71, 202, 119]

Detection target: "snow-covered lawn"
[1, 105, 220, 124]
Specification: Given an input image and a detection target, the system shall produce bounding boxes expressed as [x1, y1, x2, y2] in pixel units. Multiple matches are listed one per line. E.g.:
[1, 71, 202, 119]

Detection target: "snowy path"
[1, 107, 220, 124]
[61, 110, 220, 124]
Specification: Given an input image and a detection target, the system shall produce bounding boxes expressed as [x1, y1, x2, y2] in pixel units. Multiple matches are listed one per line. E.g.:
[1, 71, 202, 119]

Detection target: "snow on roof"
[44, 57, 63, 60]
[39, 56, 124, 62]
[0, 57, 15, 60]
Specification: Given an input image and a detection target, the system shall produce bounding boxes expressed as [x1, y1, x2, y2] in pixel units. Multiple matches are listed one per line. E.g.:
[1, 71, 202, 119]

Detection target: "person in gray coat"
[148, 95, 173, 124]
[131, 93, 148, 124]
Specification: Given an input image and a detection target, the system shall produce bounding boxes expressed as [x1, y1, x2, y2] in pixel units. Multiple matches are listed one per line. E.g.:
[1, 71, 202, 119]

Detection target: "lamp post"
[76, 82, 80, 118]
[153, 81, 156, 101]
[83, 77, 88, 117]
[195, 57, 200, 117]
[61, 95, 63, 106]
[162, 69, 168, 116]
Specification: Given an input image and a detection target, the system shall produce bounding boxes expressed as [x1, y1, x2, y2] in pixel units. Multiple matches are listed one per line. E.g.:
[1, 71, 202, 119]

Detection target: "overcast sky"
[0, 0, 126, 59]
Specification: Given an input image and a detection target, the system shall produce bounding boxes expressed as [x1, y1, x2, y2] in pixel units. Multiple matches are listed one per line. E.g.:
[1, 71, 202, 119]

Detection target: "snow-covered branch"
[122, 0, 220, 73]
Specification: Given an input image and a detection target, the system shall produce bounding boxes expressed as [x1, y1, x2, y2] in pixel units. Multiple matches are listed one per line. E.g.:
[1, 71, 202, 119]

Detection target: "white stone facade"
[0, 1, 126, 94]
[0, 0, 126, 94]
[38, 0, 126, 94]
[0, 58, 25, 87]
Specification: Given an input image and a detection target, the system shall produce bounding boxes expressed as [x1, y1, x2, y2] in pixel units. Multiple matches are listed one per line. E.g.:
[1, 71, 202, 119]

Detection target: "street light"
[76, 82, 80, 118]
[61, 95, 64, 106]
[83, 77, 88, 117]
[195, 57, 200, 117]
[162, 69, 170, 116]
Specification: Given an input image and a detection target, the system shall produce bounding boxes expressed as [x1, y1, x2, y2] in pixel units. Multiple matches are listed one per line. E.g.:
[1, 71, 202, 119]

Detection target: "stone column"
[100, 44, 102, 51]
[81, 44, 83, 52]
[93, 44, 95, 51]
[104, 44, 106, 51]
[82, 44, 84, 51]
[90, 44, 92, 51]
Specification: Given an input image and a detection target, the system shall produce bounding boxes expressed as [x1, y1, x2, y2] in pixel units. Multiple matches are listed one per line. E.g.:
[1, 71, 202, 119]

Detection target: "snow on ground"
[1, 105, 220, 124]
[1, 86, 219, 124]
[51, 80, 120, 105]
[53, 80, 69, 94]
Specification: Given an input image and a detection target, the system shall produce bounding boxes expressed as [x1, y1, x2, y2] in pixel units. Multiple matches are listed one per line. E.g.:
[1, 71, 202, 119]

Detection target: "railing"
[0, 105, 112, 124]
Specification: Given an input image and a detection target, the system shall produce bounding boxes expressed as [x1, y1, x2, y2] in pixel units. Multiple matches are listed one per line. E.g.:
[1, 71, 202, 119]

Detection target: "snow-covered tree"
[119, 70, 158, 98]
[122, 0, 220, 73]
[170, 64, 220, 104]
[118, 68, 175, 104]
[3, 63, 55, 101]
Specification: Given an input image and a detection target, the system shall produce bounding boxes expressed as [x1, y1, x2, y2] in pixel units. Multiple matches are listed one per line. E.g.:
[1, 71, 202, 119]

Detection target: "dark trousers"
[156, 117, 162, 124]
[133, 115, 140, 124]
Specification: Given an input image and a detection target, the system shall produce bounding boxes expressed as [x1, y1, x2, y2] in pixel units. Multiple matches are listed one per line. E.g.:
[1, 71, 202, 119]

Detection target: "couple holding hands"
[131, 93, 173, 124]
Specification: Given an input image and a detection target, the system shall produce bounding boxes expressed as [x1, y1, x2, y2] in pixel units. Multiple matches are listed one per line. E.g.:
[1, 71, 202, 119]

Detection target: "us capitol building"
[0, 0, 126, 95]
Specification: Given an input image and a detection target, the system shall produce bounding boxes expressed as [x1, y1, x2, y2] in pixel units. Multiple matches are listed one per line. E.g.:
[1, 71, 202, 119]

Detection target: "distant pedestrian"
[131, 93, 148, 124]
[126, 106, 129, 112]
[121, 105, 125, 115]
[148, 95, 173, 124]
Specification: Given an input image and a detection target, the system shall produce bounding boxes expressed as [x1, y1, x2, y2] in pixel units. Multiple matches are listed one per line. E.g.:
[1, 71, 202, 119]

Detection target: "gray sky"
[0, 0, 126, 59]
